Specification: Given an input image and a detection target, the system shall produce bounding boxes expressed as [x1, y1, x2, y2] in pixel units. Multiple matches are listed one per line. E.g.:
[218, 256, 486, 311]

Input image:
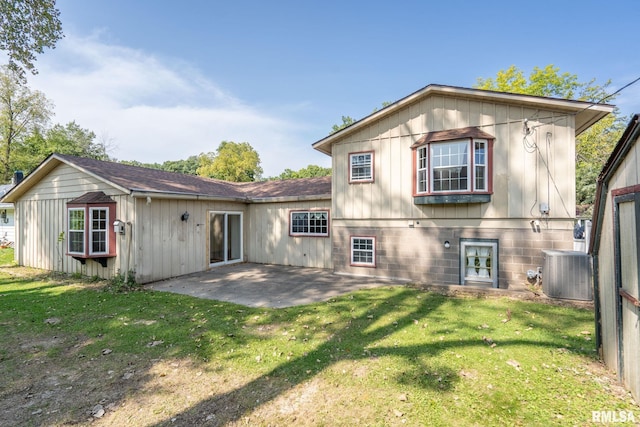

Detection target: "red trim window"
[66, 192, 117, 260]
[411, 127, 494, 198]
[414, 138, 493, 195]
[289, 210, 330, 237]
[349, 151, 374, 183]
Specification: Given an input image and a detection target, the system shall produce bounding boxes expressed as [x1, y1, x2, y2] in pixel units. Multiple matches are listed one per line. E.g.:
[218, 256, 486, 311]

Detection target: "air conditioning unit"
[542, 250, 592, 301]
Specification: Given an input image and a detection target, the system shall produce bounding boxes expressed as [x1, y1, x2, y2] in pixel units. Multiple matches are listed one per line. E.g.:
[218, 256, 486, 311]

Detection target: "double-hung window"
[290, 210, 330, 237]
[68, 208, 85, 255]
[349, 151, 374, 183]
[66, 192, 117, 265]
[412, 127, 493, 204]
[351, 236, 376, 267]
[90, 208, 109, 254]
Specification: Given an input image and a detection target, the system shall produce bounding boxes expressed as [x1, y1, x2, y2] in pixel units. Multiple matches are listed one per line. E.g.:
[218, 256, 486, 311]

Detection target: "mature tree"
[13, 121, 109, 173]
[0, 65, 52, 180]
[197, 141, 262, 182]
[119, 156, 199, 175]
[331, 115, 355, 133]
[475, 64, 625, 212]
[161, 155, 199, 175]
[270, 164, 331, 180]
[0, 0, 64, 79]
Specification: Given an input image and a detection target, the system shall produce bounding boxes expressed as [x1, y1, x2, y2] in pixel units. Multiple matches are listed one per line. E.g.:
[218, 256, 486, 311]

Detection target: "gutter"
[130, 190, 249, 203]
[130, 190, 332, 204]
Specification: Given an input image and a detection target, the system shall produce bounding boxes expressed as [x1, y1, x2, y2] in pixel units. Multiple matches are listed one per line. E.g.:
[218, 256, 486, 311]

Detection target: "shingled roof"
[1, 154, 331, 203]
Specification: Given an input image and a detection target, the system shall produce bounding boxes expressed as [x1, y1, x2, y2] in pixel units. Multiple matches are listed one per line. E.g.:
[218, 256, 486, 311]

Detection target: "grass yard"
[0, 260, 637, 426]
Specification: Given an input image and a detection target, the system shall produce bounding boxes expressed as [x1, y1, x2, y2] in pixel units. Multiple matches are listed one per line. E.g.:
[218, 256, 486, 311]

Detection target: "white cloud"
[28, 33, 330, 176]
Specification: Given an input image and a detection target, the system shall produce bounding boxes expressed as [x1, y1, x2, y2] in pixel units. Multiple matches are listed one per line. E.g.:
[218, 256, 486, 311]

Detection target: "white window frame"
[460, 239, 498, 288]
[290, 210, 329, 237]
[350, 236, 376, 267]
[416, 139, 488, 194]
[68, 208, 85, 255]
[89, 207, 109, 255]
[349, 151, 374, 183]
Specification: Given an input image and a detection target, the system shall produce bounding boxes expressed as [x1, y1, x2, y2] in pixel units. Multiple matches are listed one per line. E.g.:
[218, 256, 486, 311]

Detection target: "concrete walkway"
[145, 263, 408, 308]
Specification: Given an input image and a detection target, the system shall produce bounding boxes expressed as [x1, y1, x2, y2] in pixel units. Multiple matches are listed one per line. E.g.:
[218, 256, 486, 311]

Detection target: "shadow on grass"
[0, 274, 594, 426]
[146, 290, 592, 426]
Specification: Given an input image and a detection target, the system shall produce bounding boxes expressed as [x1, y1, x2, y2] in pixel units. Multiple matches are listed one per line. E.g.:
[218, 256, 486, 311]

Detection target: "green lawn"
[0, 247, 14, 266]
[0, 266, 637, 426]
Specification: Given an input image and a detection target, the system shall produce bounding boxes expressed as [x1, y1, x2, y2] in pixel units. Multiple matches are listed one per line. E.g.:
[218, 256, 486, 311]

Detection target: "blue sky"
[23, 0, 640, 177]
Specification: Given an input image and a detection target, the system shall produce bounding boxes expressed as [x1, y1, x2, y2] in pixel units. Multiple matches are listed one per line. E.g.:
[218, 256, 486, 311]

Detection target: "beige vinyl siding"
[134, 199, 247, 283]
[20, 163, 120, 200]
[14, 163, 133, 279]
[332, 94, 576, 225]
[247, 200, 332, 268]
[16, 194, 133, 279]
[596, 133, 640, 372]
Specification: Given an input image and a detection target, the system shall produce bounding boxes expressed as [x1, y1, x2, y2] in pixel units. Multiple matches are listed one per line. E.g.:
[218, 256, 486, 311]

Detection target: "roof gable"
[313, 84, 615, 155]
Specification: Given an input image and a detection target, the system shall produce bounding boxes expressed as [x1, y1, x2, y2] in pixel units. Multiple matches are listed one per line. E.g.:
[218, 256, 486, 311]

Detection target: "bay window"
[412, 127, 493, 204]
[66, 191, 117, 266]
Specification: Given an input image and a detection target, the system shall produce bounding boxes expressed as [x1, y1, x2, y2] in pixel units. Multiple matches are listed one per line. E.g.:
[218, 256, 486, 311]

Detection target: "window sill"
[413, 194, 491, 205]
[70, 254, 115, 268]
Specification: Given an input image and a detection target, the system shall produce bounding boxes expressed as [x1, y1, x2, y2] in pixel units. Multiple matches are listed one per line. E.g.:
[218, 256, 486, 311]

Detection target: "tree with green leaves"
[197, 141, 263, 182]
[331, 116, 355, 134]
[14, 121, 109, 173]
[0, 0, 64, 79]
[475, 64, 625, 213]
[120, 156, 200, 175]
[0, 65, 52, 180]
[269, 164, 331, 180]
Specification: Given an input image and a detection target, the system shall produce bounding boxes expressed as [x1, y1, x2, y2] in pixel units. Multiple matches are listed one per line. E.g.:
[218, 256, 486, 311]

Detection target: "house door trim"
[208, 211, 243, 267]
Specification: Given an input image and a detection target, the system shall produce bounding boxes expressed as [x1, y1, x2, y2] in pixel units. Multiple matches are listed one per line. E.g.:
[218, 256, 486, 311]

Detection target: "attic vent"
[542, 250, 592, 301]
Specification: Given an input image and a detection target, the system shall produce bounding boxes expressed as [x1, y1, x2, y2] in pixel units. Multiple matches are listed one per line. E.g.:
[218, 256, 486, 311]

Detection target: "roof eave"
[130, 190, 249, 203]
[249, 194, 332, 204]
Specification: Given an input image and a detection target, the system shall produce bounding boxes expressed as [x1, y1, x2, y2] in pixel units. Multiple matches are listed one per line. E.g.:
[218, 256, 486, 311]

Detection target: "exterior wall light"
[444, 241, 451, 249]
[181, 211, 190, 222]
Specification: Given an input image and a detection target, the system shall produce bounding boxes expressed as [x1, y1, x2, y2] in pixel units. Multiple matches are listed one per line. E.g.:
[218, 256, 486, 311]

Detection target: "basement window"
[460, 239, 498, 288]
[351, 236, 376, 267]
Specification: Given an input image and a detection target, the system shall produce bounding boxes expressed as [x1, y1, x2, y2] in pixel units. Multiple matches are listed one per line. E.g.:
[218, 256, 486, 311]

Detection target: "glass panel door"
[209, 212, 243, 266]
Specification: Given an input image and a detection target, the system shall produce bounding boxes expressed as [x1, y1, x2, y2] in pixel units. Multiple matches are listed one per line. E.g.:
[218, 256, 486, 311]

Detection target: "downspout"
[124, 221, 132, 283]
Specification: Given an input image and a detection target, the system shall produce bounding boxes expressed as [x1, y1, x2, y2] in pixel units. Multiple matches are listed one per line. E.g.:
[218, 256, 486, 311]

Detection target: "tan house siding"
[14, 163, 134, 279]
[134, 198, 247, 284]
[332, 95, 576, 223]
[595, 129, 640, 375]
[328, 93, 581, 287]
[247, 200, 332, 269]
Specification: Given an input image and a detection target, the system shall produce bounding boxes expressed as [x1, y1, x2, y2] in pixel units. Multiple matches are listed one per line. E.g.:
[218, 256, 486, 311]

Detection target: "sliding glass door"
[209, 211, 242, 266]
